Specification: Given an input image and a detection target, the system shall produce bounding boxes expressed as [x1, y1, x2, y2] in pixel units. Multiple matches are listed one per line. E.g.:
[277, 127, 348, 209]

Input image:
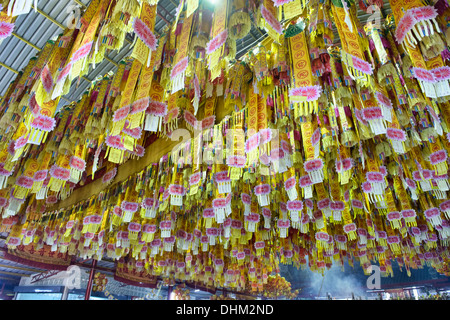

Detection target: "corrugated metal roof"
[0, 0, 90, 100]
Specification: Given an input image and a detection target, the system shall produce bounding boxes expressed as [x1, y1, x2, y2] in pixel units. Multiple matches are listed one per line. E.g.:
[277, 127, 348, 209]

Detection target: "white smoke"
[307, 264, 367, 299]
[283, 259, 371, 300]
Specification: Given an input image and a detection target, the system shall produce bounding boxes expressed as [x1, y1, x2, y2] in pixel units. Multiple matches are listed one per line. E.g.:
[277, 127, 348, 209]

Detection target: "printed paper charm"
[171, 56, 189, 93]
[362, 107, 386, 135]
[241, 193, 252, 216]
[260, 4, 283, 34]
[277, 218, 290, 238]
[299, 175, 314, 199]
[429, 150, 447, 176]
[206, 30, 228, 55]
[262, 207, 271, 229]
[145, 100, 168, 132]
[169, 184, 186, 207]
[287, 200, 303, 226]
[386, 128, 407, 154]
[244, 212, 260, 233]
[0, 163, 13, 190]
[424, 208, 442, 227]
[69, 155, 86, 184]
[215, 170, 231, 194]
[330, 201, 345, 222]
[394, 6, 439, 49]
[402, 209, 417, 227]
[133, 18, 158, 67]
[212, 194, 232, 223]
[141, 197, 158, 219]
[289, 85, 322, 115]
[28, 114, 57, 145]
[102, 167, 117, 185]
[304, 158, 324, 184]
[375, 91, 393, 123]
[48, 164, 70, 192]
[254, 184, 271, 207]
[284, 176, 298, 201]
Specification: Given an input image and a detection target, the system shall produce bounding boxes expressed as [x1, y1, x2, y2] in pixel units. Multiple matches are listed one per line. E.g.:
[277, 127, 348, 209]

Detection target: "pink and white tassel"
[254, 184, 270, 207]
[304, 158, 324, 184]
[171, 57, 189, 93]
[287, 200, 303, 226]
[362, 107, 386, 135]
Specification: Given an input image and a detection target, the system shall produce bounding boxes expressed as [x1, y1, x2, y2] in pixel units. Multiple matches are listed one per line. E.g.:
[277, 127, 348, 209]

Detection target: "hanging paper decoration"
[288, 31, 322, 118]
[228, 0, 251, 41]
[260, 3, 282, 35]
[394, 6, 440, 49]
[0, 20, 14, 40]
[132, 2, 158, 67]
[171, 12, 194, 93]
[27, 99, 59, 146]
[145, 81, 167, 132]
[110, 59, 142, 137]
[0, 0, 450, 296]
[102, 166, 117, 185]
[207, 0, 228, 80]
[69, 145, 86, 184]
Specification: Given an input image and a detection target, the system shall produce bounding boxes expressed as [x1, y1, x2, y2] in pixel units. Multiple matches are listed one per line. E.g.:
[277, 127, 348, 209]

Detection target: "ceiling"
[0, 0, 447, 300]
[0, 0, 393, 111]
[0, 0, 268, 300]
[0, 0, 269, 113]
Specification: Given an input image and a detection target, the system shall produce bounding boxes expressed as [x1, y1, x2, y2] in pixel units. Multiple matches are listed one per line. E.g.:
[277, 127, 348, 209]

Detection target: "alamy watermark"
[44, 265, 82, 290]
[168, 127, 285, 174]
[366, 265, 381, 290]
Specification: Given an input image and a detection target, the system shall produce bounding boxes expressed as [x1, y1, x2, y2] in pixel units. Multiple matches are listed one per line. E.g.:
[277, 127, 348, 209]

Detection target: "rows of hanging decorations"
[0, 0, 450, 294]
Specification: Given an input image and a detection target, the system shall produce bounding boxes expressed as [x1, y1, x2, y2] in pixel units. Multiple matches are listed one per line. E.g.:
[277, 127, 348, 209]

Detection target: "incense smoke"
[304, 263, 368, 299]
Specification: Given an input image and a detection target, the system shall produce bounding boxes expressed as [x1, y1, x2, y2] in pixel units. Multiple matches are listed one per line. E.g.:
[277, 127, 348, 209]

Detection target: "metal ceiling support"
[0, 263, 40, 273]
[0, 62, 19, 74]
[9, 33, 90, 84]
[84, 259, 97, 300]
[247, 30, 260, 42]
[24, 2, 114, 81]
[157, 11, 171, 26]
[61, 96, 72, 103]
[104, 56, 119, 67]
[168, 0, 179, 8]
[31, 5, 66, 29]
[157, 4, 175, 26]
[82, 76, 92, 83]
[61, 285, 69, 300]
[0, 270, 29, 277]
[30, 270, 60, 284]
[73, 0, 87, 9]
[74, 262, 114, 274]
[236, 34, 266, 58]
[7, 32, 92, 83]
[11, 33, 41, 51]
[250, 18, 267, 38]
